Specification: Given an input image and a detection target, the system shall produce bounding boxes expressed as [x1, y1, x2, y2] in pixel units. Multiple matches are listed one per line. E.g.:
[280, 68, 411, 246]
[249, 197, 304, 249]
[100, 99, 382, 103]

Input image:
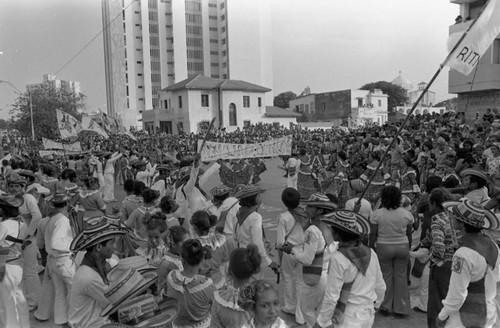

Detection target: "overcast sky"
[0, 0, 458, 120]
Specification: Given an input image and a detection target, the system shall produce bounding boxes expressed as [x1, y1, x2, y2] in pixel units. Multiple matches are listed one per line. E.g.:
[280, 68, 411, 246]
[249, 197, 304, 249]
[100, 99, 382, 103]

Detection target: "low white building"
[142, 75, 299, 134]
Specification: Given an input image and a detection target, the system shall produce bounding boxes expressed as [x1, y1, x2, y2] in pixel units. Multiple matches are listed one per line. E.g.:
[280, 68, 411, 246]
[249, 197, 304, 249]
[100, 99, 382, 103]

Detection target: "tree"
[10, 84, 86, 139]
[273, 91, 297, 109]
[298, 86, 311, 97]
[435, 97, 458, 112]
[360, 81, 407, 112]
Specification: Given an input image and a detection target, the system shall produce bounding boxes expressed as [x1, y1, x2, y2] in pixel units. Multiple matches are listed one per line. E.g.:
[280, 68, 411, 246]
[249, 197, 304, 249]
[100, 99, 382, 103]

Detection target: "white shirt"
[291, 224, 326, 266]
[20, 193, 42, 236]
[206, 197, 240, 236]
[317, 248, 386, 327]
[234, 211, 272, 266]
[45, 212, 73, 257]
[68, 265, 110, 328]
[276, 211, 304, 248]
[438, 245, 500, 327]
[345, 198, 373, 221]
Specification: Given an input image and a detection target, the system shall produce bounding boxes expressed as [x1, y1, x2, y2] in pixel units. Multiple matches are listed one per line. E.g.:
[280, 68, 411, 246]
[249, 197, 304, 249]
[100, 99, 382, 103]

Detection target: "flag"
[81, 115, 109, 139]
[56, 109, 82, 139]
[42, 137, 63, 150]
[444, 0, 500, 76]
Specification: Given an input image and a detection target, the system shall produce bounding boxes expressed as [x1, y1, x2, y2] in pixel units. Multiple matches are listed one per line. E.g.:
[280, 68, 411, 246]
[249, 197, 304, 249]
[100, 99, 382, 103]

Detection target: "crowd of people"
[1, 110, 500, 328]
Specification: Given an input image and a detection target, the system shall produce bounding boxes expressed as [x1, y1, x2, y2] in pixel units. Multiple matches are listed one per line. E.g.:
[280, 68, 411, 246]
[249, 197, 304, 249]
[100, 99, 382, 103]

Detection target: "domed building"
[391, 71, 413, 91]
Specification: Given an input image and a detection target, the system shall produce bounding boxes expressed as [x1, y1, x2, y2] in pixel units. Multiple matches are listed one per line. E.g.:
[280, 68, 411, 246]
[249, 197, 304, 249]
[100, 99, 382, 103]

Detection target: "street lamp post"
[0, 80, 35, 140]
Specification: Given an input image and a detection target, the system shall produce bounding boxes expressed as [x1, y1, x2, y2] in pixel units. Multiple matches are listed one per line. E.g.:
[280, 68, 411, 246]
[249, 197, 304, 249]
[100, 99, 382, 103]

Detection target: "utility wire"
[55, 0, 135, 75]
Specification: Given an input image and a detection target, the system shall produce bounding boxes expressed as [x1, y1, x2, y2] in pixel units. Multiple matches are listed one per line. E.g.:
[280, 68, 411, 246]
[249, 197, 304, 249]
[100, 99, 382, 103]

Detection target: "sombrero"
[6, 178, 27, 186]
[301, 193, 337, 211]
[210, 184, 232, 197]
[108, 256, 155, 277]
[321, 210, 371, 236]
[178, 166, 205, 180]
[443, 199, 500, 230]
[70, 217, 127, 253]
[234, 185, 264, 199]
[0, 195, 23, 208]
[18, 170, 35, 179]
[115, 295, 178, 327]
[101, 269, 158, 317]
[461, 168, 492, 184]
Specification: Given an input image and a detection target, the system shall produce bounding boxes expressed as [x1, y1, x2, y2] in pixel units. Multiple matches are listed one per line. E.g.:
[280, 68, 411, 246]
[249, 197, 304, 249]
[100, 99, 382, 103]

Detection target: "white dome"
[391, 71, 412, 90]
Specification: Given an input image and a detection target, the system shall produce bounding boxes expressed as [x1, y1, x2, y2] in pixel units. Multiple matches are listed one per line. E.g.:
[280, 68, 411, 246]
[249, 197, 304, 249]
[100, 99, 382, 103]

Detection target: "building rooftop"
[162, 75, 271, 93]
[265, 106, 302, 117]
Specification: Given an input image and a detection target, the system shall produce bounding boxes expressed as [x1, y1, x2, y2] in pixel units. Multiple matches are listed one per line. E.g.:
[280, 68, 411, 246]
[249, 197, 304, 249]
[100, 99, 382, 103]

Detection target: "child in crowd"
[157, 225, 189, 293]
[211, 244, 261, 328]
[138, 212, 169, 266]
[239, 280, 288, 328]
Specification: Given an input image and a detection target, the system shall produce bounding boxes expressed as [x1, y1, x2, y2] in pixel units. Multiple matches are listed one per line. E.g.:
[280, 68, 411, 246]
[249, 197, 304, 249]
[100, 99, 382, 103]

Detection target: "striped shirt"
[430, 211, 459, 266]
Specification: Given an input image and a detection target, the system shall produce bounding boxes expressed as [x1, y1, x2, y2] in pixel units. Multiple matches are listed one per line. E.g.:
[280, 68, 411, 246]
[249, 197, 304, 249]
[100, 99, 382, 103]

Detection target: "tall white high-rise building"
[102, 0, 273, 129]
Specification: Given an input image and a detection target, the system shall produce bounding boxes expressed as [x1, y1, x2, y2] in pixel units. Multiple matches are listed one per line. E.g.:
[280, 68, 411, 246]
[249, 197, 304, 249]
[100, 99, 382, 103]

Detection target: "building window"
[258, 97, 262, 107]
[138, 86, 143, 89]
[222, 50, 226, 57]
[220, 2, 225, 9]
[229, 103, 237, 126]
[244, 120, 251, 128]
[138, 73, 142, 76]
[221, 14, 225, 21]
[210, 39, 218, 44]
[209, 15, 217, 20]
[137, 61, 142, 64]
[201, 94, 209, 107]
[221, 38, 226, 45]
[357, 99, 363, 107]
[139, 98, 144, 101]
[211, 63, 219, 67]
[378, 100, 382, 107]
[209, 27, 218, 32]
[164, 100, 168, 109]
[243, 96, 250, 107]
[221, 26, 226, 33]
[178, 95, 183, 108]
[177, 122, 184, 133]
[208, 3, 217, 8]
[222, 74, 227, 79]
[210, 51, 219, 55]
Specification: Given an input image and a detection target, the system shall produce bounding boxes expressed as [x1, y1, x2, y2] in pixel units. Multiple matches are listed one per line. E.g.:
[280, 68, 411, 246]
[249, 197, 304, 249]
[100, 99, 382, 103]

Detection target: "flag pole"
[354, 4, 494, 213]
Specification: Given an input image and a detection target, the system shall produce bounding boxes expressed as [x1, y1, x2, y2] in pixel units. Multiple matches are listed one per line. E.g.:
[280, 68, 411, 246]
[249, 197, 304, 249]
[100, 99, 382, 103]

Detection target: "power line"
[55, 0, 135, 75]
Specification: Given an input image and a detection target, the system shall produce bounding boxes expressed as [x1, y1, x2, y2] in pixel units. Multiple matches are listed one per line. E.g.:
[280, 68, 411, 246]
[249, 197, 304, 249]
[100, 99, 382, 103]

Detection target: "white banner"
[42, 138, 82, 151]
[198, 135, 292, 161]
[81, 115, 109, 139]
[445, 0, 500, 76]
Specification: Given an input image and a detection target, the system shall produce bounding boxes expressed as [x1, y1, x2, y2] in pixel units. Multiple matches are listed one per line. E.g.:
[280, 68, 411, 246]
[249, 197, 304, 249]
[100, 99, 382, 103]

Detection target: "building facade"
[288, 89, 389, 127]
[102, 0, 273, 130]
[27, 74, 80, 94]
[449, 0, 500, 122]
[141, 75, 297, 134]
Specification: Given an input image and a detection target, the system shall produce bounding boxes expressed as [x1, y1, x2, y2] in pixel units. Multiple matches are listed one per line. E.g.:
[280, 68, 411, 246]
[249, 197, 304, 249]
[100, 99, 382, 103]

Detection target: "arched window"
[229, 103, 237, 126]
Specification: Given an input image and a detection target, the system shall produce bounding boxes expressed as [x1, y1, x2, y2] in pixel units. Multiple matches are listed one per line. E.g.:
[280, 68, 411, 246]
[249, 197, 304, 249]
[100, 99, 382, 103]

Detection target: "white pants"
[287, 175, 298, 190]
[281, 253, 304, 324]
[22, 236, 41, 308]
[301, 272, 327, 328]
[410, 261, 429, 312]
[334, 304, 375, 328]
[34, 264, 55, 321]
[0, 263, 30, 328]
[48, 256, 75, 324]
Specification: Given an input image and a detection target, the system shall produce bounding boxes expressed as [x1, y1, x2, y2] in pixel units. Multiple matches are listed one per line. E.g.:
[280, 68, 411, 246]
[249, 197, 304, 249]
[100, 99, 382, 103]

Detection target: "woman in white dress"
[102, 152, 122, 202]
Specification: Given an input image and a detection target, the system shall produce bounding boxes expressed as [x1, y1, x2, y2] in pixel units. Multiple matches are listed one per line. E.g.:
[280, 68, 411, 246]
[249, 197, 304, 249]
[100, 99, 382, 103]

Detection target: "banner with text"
[198, 135, 292, 161]
[42, 138, 82, 152]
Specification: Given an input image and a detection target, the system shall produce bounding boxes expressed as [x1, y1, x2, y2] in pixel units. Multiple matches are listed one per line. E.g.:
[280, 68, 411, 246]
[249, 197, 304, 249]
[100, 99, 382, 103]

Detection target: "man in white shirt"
[285, 151, 301, 190]
[205, 184, 239, 236]
[436, 199, 500, 328]
[44, 191, 75, 327]
[460, 169, 491, 205]
[316, 210, 386, 328]
[276, 188, 307, 325]
[68, 218, 126, 328]
[8, 178, 42, 311]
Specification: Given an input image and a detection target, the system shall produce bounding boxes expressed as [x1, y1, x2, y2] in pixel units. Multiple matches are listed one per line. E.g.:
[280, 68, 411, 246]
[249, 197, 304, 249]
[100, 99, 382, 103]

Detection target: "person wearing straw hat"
[280, 193, 336, 328]
[345, 178, 373, 223]
[206, 184, 239, 236]
[436, 199, 500, 328]
[460, 168, 492, 205]
[0, 195, 31, 328]
[234, 185, 279, 280]
[315, 210, 385, 328]
[44, 188, 75, 328]
[68, 217, 126, 328]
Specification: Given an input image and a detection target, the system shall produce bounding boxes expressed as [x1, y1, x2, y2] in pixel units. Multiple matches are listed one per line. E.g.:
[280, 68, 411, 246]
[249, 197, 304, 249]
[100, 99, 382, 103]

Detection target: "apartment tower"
[102, 0, 273, 129]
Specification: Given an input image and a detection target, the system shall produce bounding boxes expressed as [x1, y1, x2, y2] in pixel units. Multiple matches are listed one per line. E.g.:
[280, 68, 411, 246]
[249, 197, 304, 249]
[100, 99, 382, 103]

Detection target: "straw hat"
[70, 217, 127, 253]
[321, 210, 371, 236]
[210, 184, 232, 197]
[0, 195, 24, 208]
[443, 199, 500, 230]
[101, 268, 158, 317]
[109, 256, 155, 277]
[349, 179, 366, 194]
[234, 185, 264, 199]
[26, 183, 50, 196]
[461, 168, 492, 184]
[6, 178, 27, 187]
[301, 193, 337, 211]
